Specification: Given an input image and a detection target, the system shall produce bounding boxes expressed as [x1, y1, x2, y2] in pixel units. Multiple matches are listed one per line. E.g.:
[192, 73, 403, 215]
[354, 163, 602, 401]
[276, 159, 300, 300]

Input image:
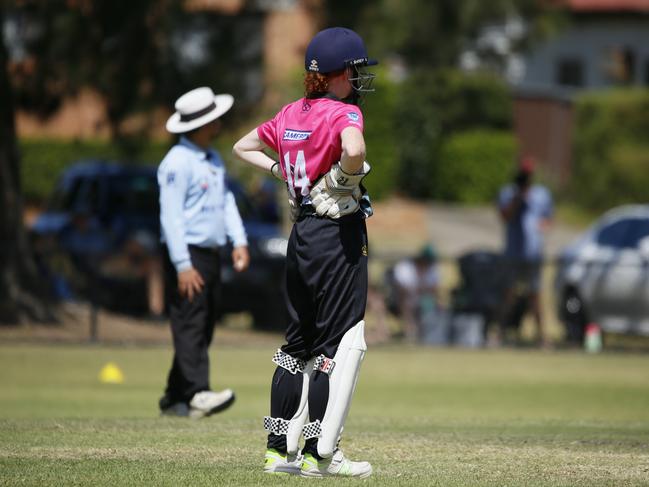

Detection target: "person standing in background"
[496, 156, 553, 348]
[157, 87, 249, 417]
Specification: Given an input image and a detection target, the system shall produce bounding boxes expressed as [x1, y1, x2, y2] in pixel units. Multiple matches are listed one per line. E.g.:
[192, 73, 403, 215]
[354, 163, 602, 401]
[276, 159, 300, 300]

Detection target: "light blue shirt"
[498, 183, 553, 259]
[157, 136, 247, 272]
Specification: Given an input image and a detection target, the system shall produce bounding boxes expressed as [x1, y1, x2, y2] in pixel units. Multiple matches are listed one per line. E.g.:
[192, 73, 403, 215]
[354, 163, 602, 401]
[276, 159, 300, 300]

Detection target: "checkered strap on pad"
[302, 420, 322, 439]
[272, 349, 307, 374]
[313, 354, 335, 375]
[263, 416, 290, 435]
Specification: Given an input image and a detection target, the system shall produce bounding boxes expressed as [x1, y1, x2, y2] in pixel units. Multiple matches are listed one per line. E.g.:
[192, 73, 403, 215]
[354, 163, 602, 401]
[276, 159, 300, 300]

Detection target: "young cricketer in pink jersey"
[234, 27, 376, 478]
[257, 99, 364, 199]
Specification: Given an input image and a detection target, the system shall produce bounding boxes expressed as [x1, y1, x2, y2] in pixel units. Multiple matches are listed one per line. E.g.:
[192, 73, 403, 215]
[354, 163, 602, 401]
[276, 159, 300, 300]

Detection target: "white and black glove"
[359, 187, 373, 219]
[287, 192, 300, 222]
[310, 162, 371, 219]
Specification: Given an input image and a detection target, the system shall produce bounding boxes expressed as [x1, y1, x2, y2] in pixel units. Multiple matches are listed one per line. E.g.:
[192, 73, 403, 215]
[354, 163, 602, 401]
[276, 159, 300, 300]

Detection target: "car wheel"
[562, 288, 588, 344]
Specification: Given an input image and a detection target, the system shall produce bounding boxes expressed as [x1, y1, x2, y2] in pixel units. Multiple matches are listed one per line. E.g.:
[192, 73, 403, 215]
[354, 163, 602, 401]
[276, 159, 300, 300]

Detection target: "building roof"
[563, 0, 649, 12]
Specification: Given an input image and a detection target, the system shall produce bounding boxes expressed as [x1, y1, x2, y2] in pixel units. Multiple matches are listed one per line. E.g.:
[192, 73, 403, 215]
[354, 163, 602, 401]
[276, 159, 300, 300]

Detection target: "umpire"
[157, 87, 249, 418]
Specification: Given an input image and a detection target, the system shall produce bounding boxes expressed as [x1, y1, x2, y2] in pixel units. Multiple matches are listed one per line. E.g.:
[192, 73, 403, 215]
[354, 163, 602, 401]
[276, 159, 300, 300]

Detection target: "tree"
[352, 0, 560, 71]
[0, 0, 266, 322]
[8, 1, 264, 150]
[0, 7, 52, 323]
[320, 0, 563, 200]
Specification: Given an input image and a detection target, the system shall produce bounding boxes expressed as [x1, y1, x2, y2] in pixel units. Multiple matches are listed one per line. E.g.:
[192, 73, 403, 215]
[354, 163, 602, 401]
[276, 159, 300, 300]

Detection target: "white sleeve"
[158, 152, 191, 272]
[224, 190, 248, 248]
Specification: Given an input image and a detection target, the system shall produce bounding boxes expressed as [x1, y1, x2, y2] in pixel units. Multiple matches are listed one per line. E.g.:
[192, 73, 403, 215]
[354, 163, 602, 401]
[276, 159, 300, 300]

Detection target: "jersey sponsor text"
[283, 129, 312, 141]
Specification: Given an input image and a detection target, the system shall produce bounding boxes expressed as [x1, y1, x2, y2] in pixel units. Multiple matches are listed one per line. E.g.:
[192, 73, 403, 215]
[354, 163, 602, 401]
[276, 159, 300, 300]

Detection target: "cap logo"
[347, 57, 368, 66]
[309, 59, 319, 72]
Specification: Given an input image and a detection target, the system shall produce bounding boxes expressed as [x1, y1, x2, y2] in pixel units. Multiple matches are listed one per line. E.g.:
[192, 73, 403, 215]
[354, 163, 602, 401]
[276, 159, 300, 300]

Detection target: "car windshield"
[596, 217, 649, 249]
[623, 218, 649, 248]
[49, 177, 85, 212]
[106, 174, 159, 214]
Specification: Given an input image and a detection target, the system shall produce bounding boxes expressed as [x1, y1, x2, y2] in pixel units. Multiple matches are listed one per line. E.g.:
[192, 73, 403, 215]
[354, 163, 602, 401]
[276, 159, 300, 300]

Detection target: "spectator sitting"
[391, 244, 440, 342]
[122, 230, 165, 320]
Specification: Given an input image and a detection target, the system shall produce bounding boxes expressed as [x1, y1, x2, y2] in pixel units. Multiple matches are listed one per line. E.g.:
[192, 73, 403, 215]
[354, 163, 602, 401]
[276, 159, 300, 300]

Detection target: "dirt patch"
[367, 197, 430, 255]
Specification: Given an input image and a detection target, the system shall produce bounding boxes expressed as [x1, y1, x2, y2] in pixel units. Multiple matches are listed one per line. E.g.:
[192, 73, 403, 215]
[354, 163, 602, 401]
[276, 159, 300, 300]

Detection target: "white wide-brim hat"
[166, 87, 234, 134]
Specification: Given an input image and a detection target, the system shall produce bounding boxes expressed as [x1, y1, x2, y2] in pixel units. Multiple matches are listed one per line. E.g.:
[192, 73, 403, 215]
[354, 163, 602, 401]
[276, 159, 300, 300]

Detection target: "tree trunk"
[0, 9, 55, 324]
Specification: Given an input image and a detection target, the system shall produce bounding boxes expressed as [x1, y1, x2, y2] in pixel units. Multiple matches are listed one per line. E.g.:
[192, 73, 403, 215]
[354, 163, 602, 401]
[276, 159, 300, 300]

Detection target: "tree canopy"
[6, 0, 264, 147]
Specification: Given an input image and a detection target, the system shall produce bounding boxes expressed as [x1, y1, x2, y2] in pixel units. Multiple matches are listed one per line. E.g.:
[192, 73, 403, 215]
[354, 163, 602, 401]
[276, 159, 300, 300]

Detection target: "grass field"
[1, 343, 649, 486]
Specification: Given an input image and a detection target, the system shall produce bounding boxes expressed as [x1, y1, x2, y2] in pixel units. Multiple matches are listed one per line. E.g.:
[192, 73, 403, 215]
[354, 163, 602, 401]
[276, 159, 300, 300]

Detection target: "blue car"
[30, 160, 288, 329]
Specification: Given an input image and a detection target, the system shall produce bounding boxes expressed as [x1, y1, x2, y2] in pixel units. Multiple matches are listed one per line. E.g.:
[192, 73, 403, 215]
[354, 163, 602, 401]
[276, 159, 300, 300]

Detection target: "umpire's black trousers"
[162, 245, 221, 405]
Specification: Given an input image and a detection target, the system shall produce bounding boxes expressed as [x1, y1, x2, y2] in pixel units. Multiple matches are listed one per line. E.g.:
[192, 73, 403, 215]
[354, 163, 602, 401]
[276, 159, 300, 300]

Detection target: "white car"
[556, 205, 649, 342]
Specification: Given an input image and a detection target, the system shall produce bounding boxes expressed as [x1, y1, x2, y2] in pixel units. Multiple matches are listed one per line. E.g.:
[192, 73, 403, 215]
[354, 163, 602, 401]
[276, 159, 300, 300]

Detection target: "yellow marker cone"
[99, 362, 125, 384]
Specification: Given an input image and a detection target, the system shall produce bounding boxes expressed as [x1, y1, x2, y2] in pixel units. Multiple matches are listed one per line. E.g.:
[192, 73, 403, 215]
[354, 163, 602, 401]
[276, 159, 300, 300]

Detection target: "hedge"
[570, 89, 649, 211]
[18, 135, 247, 205]
[18, 139, 169, 204]
[360, 66, 399, 200]
[393, 69, 513, 199]
[437, 130, 517, 203]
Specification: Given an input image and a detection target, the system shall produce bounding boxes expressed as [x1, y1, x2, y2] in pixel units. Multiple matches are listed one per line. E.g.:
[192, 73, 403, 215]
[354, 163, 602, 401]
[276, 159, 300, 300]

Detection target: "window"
[49, 178, 83, 212]
[596, 218, 649, 249]
[556, 58, 584, 87]
[107, 174, 159, 214]
[602, 46, 635, 85]
[621, 218, 649, 248]
[596, 219, 633, 248]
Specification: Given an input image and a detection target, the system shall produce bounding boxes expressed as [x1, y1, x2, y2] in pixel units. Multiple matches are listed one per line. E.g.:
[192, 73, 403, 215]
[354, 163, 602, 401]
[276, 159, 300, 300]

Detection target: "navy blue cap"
[305, 27, 378, 74]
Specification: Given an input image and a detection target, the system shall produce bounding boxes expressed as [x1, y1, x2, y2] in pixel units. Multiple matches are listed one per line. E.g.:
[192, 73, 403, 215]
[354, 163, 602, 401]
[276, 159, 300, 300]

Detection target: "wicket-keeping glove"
[310, 162, 371, 219]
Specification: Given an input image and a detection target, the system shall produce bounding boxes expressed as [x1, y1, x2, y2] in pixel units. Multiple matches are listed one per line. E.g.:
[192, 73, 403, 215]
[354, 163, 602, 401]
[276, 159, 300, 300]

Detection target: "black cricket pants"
[162, 245, 221, 405]
[267, 211, 368, 454]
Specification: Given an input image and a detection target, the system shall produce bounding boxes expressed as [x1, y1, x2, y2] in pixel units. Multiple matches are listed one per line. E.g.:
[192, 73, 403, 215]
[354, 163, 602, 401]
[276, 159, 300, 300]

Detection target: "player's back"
[258, 97, 364, 198]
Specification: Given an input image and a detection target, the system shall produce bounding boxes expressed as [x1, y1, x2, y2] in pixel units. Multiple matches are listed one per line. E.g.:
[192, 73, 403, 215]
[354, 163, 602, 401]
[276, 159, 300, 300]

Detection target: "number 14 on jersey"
[283, 151, 311, 197]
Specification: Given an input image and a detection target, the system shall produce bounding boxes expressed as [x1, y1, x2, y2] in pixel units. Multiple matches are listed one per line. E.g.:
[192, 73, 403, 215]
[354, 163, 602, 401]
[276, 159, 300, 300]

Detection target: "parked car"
[555, 205, 649, 342]
[30, 160, 288, 329]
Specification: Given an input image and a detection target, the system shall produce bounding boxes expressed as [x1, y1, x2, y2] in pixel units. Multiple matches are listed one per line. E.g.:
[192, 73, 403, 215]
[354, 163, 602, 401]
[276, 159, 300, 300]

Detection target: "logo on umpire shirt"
[283, 129, 312, 141]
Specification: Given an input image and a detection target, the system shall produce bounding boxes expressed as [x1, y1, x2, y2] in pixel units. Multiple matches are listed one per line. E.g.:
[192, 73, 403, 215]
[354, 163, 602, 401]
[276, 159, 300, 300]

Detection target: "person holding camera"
[496, 156, 553, 348]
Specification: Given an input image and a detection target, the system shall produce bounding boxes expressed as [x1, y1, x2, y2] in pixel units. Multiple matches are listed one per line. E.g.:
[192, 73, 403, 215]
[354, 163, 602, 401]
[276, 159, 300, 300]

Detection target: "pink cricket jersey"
[257, 97, 364, 198]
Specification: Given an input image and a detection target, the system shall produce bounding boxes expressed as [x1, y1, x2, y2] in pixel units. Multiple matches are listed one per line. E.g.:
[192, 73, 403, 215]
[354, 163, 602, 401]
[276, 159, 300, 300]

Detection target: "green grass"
[1, 344, 649, 486]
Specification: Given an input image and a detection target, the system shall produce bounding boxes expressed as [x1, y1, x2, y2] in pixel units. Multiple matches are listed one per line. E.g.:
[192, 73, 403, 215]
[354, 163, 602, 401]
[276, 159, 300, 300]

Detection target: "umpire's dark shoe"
[189, 389, 235, 418]
[160, 402, 190, 417]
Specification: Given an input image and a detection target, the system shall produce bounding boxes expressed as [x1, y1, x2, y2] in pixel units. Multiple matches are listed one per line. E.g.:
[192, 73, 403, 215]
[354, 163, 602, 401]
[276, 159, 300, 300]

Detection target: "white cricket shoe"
[301, 449, 372, 479]
[188, 389, 235, 418]
[263, 449, 303, 475]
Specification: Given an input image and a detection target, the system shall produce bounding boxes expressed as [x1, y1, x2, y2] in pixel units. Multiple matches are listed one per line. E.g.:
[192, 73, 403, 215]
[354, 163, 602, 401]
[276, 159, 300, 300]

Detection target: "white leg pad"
[286, 358, 314, 454]
[265, 352, 315, 455]
[317, 321, 367, 458]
